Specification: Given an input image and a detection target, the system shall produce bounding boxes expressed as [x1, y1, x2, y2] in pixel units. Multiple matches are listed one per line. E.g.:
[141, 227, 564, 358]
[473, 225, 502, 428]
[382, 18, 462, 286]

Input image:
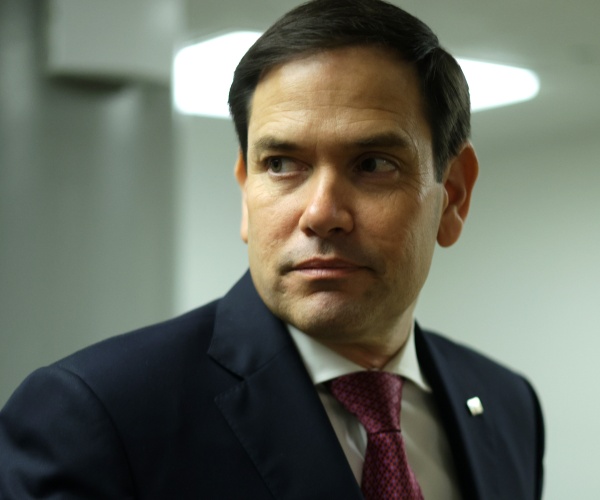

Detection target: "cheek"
[361, 196, 420, 242]
[362, 197, 438, 267]
[246, 195, 299, 254]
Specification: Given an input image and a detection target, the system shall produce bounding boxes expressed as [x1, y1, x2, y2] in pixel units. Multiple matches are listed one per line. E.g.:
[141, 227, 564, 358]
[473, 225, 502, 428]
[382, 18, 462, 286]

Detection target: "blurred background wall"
[0, 0, 175, 402]
[1, 1, 599, 498]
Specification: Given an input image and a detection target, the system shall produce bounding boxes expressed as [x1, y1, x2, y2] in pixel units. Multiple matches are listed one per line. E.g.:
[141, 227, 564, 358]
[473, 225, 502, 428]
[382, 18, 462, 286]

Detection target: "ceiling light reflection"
[173, 32, 540, 118]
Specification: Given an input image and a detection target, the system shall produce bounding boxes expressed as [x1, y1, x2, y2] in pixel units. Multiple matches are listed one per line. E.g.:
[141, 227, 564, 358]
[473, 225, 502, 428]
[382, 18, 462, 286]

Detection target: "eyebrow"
[251, 131, 413, 156]
[252, 136, 301, 155]
[352, 131, 412, 150]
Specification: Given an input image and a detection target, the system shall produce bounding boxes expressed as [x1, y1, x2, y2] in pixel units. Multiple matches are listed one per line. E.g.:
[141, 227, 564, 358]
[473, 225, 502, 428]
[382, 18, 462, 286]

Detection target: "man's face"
[236, 46, 469, 353]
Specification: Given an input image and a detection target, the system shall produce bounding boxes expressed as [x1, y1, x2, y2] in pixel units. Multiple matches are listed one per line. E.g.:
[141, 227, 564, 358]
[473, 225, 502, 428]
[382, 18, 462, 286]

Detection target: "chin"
[283, 299, 372, 341]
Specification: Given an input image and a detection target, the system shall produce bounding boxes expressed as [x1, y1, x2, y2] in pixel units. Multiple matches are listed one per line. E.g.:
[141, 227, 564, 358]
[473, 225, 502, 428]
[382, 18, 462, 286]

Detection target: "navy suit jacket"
[0, 272, 544, 499]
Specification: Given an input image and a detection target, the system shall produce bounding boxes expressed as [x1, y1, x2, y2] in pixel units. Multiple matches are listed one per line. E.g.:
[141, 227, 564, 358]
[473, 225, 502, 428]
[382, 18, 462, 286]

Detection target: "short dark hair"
[228, 0, 470, 181]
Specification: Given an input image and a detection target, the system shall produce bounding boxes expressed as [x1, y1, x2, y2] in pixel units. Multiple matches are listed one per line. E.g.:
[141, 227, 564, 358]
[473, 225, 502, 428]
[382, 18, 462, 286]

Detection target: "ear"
[437, 143, 479, 247]
[234, 151, 249, 243]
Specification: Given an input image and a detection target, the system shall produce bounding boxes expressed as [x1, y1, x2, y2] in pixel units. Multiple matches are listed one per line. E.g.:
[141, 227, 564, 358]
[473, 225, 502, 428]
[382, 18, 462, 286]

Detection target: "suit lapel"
[415, 325, 499, 500]
[208, 272, 362, 500]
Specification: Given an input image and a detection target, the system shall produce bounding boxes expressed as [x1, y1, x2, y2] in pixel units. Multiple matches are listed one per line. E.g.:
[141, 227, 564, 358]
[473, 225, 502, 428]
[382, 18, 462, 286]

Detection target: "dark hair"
[228, 0, 470, 181]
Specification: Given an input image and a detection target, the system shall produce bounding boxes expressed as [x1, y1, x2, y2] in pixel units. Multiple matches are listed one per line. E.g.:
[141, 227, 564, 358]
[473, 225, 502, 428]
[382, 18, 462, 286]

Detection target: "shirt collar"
[287, 322, 431, 392]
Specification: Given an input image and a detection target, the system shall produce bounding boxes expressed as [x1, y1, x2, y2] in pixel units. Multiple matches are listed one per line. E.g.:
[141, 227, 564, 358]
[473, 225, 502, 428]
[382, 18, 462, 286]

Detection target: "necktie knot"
[329, 371, 402, 434]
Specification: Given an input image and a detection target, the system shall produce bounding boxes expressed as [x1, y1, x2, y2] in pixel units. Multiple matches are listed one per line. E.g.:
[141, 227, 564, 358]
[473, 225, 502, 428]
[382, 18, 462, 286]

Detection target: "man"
[0, 0, 544, 498]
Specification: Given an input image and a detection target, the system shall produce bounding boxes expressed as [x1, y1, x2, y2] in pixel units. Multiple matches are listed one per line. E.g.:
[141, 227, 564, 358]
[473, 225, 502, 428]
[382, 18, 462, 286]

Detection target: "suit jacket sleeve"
[0, 365, 135, 499]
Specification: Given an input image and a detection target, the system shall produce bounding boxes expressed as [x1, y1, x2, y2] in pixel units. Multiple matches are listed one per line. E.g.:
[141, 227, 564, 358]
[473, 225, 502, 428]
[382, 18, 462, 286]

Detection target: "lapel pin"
[466, 396, 484, 416]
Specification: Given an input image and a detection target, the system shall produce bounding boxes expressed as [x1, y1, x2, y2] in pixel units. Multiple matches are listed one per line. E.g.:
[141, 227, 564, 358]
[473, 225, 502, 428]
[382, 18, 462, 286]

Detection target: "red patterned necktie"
[329, 371, 424, 500]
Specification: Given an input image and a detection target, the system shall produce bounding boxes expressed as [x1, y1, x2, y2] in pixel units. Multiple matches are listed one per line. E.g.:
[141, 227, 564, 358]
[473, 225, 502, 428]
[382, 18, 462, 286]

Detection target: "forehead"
[247, 46, 431, 149]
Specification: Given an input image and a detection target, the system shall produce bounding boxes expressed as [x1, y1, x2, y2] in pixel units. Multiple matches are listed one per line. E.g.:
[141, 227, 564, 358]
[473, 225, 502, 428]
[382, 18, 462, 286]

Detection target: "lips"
[290, 258, 365, 278]
[293, 258, 361, 270]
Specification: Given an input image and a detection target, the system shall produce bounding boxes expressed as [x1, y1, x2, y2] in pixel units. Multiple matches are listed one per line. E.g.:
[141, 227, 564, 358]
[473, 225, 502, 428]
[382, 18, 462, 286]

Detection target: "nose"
[298, 169, 354, 238]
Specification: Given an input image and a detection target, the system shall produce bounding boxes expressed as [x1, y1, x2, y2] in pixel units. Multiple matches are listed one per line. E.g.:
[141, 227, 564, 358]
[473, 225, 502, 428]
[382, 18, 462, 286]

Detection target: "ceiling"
[184, 0, 600, 160]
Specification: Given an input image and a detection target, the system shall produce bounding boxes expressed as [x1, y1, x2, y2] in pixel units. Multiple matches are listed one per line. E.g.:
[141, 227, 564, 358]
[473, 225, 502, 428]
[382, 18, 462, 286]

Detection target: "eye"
[266, 157, 285, 173]
[357, 157, 397, 173]
[264, 157, 305, 174]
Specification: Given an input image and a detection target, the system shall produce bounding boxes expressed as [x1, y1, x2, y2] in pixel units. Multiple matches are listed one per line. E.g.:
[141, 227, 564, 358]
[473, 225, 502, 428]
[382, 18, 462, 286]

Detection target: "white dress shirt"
[288, 323, 462, 499]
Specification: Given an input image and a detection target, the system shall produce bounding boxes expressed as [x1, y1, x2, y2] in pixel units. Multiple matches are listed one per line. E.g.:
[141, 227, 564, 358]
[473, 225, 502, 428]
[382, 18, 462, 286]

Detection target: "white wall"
[173, 114, 248, 312]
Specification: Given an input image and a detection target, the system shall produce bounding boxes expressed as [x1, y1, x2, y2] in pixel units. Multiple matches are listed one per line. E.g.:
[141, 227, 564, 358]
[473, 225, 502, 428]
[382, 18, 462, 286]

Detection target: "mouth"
[290, 258, 366, 279]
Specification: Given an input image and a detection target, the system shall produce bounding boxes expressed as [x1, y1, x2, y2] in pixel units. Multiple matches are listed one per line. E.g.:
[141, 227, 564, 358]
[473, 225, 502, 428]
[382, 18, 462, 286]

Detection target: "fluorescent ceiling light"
[173, 31, 262, 117]
[173, 31, 540, 118]
[459, 58, 540, 112]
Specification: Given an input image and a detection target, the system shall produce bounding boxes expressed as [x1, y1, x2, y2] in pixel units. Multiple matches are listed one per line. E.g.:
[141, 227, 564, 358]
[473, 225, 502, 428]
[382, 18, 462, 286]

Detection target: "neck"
[318, 318, 414, 370]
